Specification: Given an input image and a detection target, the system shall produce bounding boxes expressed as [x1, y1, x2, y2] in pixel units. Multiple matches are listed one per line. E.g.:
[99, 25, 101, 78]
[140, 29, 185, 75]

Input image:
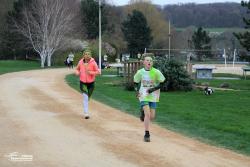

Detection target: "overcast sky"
[111, 0, 241, 6]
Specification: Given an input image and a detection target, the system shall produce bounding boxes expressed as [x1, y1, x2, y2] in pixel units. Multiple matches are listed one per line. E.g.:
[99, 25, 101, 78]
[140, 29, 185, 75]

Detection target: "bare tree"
[14, 0, 77, 67]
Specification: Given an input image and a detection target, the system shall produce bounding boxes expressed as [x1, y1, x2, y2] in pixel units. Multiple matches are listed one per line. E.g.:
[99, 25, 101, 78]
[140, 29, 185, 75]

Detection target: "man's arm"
[134, 70, 142, 97]
[147, 82, 164, 93]
[134, 82, 140, 97]
[147, 70, 165, 93]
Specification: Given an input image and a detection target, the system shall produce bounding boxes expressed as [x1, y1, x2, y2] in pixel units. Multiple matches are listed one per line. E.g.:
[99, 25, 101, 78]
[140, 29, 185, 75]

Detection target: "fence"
[145, 48, 249, 64]
[123, 61, 142, 86]
[123, 59, 193, 87]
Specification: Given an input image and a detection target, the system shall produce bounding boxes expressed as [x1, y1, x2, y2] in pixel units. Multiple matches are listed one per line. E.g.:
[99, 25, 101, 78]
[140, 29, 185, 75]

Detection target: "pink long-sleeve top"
[76, 58, 100, 83]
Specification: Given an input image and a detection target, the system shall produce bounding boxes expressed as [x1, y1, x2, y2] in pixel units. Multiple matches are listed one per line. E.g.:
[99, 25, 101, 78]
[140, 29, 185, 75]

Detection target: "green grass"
[195, 73, 250, 90]
[101, 68, 117, 75]
[0, 60, 40, 75]
[66, 70, 250, 155]
[0, 60, 66, 75]
[157, 90, 250, 153]
[196, 79, 250, 90]
[204, 27, 245, 33]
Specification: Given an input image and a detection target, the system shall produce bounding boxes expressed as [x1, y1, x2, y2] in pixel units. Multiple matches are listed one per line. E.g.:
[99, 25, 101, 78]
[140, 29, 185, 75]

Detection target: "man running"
[134, 54, 165, 142]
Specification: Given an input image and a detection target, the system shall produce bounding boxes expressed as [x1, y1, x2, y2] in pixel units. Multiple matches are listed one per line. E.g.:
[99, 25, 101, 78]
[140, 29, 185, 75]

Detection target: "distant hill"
[161, 3, 247, 28]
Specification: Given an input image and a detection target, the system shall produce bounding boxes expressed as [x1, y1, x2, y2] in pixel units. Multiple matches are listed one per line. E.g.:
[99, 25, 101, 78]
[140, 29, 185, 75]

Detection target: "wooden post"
[123, 61, 142, 88]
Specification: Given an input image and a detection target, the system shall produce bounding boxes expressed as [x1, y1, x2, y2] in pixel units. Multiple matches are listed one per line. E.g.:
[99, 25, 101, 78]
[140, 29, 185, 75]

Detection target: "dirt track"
[0, 68, 250, 167]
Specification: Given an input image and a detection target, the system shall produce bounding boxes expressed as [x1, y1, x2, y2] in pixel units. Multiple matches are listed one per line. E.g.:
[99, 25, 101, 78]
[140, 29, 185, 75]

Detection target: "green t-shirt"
[134, 67, 165, 102]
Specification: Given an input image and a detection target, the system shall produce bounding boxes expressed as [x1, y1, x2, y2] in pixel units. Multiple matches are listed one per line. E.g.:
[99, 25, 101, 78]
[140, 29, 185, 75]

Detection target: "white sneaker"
[84, 114, 90, 119]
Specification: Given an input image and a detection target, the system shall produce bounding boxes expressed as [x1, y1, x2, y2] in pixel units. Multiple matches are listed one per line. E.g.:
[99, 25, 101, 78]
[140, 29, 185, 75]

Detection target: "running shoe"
[84, 114, 90, 119]
[144, 134, 150, 142]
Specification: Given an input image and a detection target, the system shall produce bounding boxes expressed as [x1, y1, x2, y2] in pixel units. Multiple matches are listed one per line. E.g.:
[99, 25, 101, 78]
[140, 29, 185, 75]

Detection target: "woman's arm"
[88, 62, 101, 75]
[75, 63, 80, 76]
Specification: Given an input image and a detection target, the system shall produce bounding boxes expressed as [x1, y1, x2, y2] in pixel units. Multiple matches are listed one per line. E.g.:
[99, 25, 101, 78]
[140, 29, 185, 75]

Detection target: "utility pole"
[223, 48, 227, 67]
[168, 20, 171, 60]
[233, 49, 236, 68]
[99, 0, 102, 73]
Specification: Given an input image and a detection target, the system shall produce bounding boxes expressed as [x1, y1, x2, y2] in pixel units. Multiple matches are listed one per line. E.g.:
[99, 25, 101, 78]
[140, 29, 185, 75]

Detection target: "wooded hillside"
[161, 3, 246, 28]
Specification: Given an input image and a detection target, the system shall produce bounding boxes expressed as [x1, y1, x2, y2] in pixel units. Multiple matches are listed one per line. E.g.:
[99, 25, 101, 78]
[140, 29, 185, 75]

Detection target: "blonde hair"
[83, 49, 92, 57]
[141, 53, 154, 60]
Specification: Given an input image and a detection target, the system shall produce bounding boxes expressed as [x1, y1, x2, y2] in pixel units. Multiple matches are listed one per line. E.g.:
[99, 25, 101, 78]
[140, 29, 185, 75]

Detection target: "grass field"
[196, 73, 250, 90]
[66, 69, 250, 155]
[0, 60, 40, 75]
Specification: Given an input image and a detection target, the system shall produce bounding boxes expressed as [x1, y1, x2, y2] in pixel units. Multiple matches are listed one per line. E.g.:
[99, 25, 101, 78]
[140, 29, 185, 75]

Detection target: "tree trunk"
[40, 53, 46, 68]
[46, 50, 54, 67]
[47, 55, 51, 67]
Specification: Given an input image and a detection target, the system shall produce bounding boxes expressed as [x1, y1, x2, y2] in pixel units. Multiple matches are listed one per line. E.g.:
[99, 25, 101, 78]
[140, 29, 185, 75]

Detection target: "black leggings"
[80, 81, 95, 97]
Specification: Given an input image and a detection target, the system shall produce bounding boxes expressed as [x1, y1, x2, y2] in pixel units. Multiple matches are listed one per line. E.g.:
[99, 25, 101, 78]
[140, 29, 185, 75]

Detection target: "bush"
[201, 82, 209, 87]
[125, 82, 135, 91]
[53, 51, 83, 66]
[220, 82, 230, 88]
[154, 57, 193, 91]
